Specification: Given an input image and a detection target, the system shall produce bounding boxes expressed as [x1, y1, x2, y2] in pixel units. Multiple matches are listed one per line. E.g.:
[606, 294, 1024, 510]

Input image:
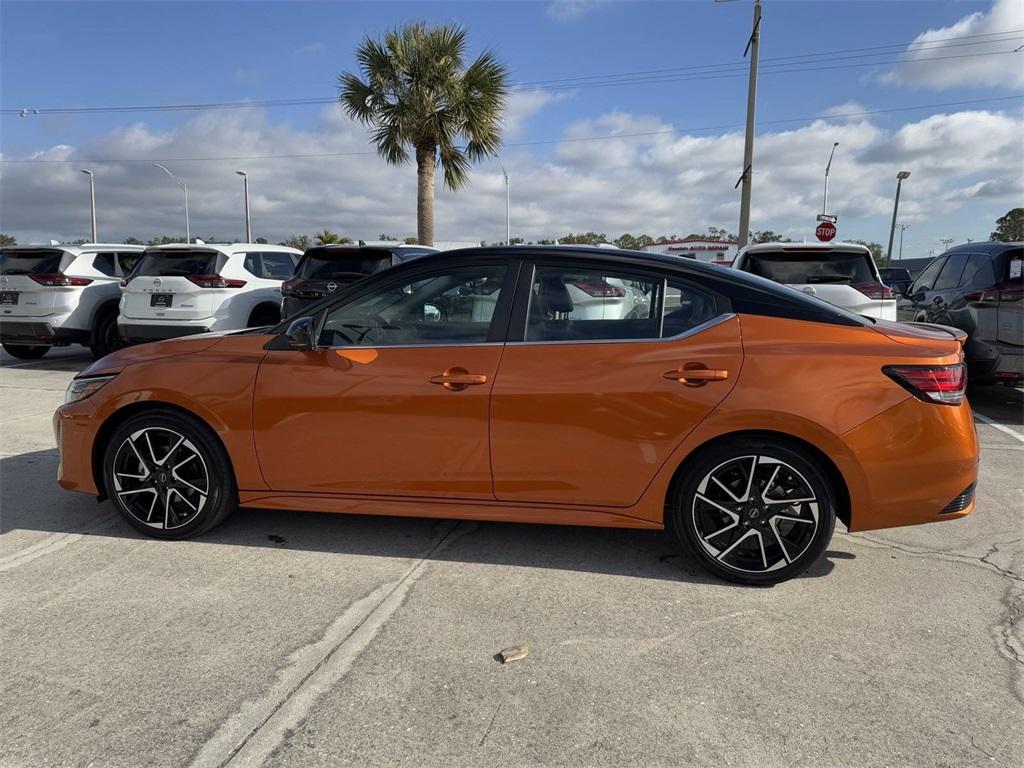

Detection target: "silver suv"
[0, 243, 145, 360]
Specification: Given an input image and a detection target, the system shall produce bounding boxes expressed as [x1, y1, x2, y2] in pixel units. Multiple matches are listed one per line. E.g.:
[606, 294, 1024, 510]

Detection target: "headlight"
[65, 375, 116, 404]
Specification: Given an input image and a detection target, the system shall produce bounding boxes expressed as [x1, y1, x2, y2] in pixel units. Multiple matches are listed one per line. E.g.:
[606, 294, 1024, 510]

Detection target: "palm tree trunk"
[416, 144, 436, 246]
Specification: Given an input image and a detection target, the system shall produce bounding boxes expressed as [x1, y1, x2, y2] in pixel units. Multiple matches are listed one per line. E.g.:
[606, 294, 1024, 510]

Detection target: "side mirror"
[285, 316, 316, 350]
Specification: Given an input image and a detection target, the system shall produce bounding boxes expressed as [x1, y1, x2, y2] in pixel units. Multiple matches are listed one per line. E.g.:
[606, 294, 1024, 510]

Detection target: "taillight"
[571, 279, 625, 297]
[30, 274, 93, 287]
[281, 278, 302, 296]
[883, 364, 967, 405]
[186, 274, 246, 288]
[853, 282, 894, 300]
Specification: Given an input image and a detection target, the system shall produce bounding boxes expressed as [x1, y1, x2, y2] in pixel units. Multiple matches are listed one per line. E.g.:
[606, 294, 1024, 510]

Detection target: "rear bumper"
[118, 322, 211, 343]
[0, 319, 89, 346]
[841, 396, 979, 531]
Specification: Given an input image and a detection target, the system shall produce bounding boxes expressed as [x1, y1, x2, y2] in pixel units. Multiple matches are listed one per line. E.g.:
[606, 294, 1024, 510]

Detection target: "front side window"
[910, 256, 947, 293]
[526, 266, 661, 342]
[319, 265, 508, 347]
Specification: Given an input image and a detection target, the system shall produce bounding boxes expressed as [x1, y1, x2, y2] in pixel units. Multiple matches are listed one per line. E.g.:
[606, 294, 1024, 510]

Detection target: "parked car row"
[0, 241, 437, 359]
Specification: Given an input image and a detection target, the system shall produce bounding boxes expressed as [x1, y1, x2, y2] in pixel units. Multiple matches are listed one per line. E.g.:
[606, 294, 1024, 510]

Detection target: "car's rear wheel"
[2, 343, 50, 360]
[103, 409, 237, 539]
[669, 438, 836, 585]
[90, 306, 123, 360]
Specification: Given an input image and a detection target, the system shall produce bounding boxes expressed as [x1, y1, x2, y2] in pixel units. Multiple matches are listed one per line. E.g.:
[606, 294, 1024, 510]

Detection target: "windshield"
[133, 251, 222, 277]
[0, 249, 68, 275]
[297, 249, 393, 281]
[744, 250, 875, 285]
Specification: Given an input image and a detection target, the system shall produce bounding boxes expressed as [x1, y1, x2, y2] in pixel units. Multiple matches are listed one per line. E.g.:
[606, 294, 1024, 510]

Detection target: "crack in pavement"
[187, 520, 474, 768]
[840, 533, 1024, 583]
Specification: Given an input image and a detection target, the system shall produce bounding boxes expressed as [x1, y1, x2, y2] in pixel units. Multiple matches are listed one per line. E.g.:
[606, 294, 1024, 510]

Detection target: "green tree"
[557, 232, 608, 245]
[991, 208, 1024, 242]
[280, 234, 311, 251]
[403, 237, 419, 245]
[750, 230, 791, 244]
[339, 22, 509, 246]
[613, 233, 655, 250]
[122, 236, 143, 245]
[254, 237, 268, 244]
[0, 233, 17, 247]
[849, 239, 884, 266]
[313, 229, 352, 246]
[378, 233, 399, 241]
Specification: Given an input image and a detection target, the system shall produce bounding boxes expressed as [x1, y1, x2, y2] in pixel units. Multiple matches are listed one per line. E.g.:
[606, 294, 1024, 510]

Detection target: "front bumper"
[54, 398, 101, 495]
[0, 319, 89, 346]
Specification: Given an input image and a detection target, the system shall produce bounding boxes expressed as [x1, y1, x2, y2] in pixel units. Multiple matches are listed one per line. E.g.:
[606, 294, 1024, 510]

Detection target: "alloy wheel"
[691, 454, 819, 574]
[110, 427, 209, 530]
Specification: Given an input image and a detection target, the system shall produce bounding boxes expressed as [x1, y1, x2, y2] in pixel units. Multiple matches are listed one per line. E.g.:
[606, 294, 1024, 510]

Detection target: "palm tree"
[339, 23, 508, 246]
[314, 229, 352, 245]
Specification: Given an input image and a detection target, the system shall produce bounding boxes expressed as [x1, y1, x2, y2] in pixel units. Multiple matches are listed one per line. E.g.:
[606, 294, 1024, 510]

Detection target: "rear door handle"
[664, 365, 729, 386]
[429, 367, 488, 391]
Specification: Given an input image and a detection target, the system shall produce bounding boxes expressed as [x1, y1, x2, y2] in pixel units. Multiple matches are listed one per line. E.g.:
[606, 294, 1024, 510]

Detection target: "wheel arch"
[91, 400, 235, 499]
[89, 298, 121, 342]
[247, 301, 281, 327]
[664, 429, 852, 529]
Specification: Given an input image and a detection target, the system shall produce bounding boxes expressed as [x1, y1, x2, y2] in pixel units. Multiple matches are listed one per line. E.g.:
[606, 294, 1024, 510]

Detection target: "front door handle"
[429, 367, 488, 391]
[663, 364, 729, 386]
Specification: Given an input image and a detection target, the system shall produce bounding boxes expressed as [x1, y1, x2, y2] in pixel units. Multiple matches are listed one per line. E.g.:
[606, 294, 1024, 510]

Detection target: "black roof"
[941, 241, 1022, 256]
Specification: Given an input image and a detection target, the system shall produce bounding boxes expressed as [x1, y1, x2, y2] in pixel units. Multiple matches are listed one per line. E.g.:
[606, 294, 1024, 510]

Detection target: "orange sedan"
[54, 247, 978, 584]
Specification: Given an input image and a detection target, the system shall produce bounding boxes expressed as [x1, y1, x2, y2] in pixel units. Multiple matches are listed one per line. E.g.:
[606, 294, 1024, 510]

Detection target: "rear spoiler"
[903, 321, 968, 348]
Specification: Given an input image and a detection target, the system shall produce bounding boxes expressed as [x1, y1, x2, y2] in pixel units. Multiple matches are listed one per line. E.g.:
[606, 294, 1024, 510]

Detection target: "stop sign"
[816, 221, 837, 242]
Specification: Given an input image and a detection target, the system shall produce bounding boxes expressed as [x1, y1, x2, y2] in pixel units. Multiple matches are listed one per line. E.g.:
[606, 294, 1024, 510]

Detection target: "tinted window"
[910, 256, 947, 293]
[243, 252, 261, 277]
[743, 250, 875, 285]
[262, 252, 296, 279]
[0, 249, 67, 275]
[663, 279, 719, 337]
[526, 266, 661, 342]
[960, 254, 995, 289]
[298, 248, 393, 280]
[320, 266, 507, 347]
[117, 252, 142, 274]
[933, 252, 969, 290]
[1001, 248, 1023, 284]
[93, 252, 118, 276]
[135, 251, 222, 276]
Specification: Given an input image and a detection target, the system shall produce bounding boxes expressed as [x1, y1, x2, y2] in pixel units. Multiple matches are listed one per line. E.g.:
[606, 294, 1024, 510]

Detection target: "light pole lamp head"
[897, 170, 911, 180]
[79, 168, 93, 177]
[235, 170, 247, 178]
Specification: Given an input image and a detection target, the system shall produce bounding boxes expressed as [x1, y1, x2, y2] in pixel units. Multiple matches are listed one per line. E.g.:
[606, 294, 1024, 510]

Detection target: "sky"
[1, 0, 1022, 257]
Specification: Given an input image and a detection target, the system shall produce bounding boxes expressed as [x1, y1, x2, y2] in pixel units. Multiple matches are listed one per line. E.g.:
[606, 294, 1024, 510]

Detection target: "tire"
[668, 438, 837, 586]
[247, 305, 280, 328]
[2, 343, 50, 360]
[102, 409, 237, 539]
[90, 306, 122, 360]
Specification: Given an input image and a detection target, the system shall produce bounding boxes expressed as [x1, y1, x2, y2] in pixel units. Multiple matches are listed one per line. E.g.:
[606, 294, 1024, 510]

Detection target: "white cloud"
[0, 104, 1021, 252]
[546, 1, 609, 23]
[502, 89, 571, 139]
[882, 0, 1024, 89]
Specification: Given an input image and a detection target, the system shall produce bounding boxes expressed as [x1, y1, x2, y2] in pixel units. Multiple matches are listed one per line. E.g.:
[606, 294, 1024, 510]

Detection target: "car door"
[253, 260, 517, 498]
[901, 255, 947, 322]
[920, 252, 968, 325]
[489, 260, 743, 508]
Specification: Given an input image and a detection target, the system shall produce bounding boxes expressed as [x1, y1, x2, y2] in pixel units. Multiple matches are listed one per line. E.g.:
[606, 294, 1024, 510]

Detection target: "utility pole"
[737, 0, 761, 247]
[80, 169, 97, 242]
[897, 222, 910, 260]
[152, 164, 190, 242]
[885, 170, 910, 264]
[822, 142, 839, 216]
[235, 171, 251, 242]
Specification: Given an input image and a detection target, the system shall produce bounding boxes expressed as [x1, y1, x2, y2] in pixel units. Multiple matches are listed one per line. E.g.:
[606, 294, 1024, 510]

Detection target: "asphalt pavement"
[1, 346, 1022, 768]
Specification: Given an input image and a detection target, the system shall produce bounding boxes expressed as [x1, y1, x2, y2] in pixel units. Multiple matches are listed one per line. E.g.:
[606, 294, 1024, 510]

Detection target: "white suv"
[732, 241, 896, 320]
[0, 243, 145, 360]
[118, 243, 302, 344]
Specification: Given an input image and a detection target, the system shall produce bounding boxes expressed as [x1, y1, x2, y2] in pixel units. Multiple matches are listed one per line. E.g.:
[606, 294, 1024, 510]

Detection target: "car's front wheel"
[669, 438, 837, 585]
[2, 343, 50, 360]
[103, 409, 237, 539]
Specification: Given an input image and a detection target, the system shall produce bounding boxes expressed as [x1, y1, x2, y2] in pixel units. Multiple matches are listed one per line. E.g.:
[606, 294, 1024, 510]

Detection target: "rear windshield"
[134, 250, 223, 277]
[743, 250, 875, 285]
[297, 248, 393, 280]
[0, 249, 68, 275]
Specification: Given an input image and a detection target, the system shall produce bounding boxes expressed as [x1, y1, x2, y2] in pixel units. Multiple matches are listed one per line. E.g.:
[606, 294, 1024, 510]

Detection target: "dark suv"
[281, 244, 436, 318]
[898, 241, 1022, 385]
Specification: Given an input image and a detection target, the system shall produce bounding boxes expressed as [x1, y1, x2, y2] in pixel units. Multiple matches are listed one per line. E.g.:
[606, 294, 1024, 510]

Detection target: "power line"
[2, 95, 1019, 165]
[3, 29, 1021, 116]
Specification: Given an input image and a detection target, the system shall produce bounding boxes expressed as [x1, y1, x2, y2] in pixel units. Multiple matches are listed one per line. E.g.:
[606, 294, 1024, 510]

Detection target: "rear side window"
[135, 251, 223, 276]
[959, 254, 995, 289]
[933, 253, 968, 290]
[663, 279, 719, 337]
[244, 251, 296, 280]
[910, 256, 946, 293]
[0, 249, 68, 275]
[118, 252, 142, 274]
[297, 249, 393, 280]
[742, 250, 875, 286]
[92, 252, 118, 276]
[1001, 248, 1023, 284]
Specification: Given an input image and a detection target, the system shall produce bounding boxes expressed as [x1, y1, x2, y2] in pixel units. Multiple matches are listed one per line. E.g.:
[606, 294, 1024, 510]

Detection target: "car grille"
[941, 484, 975, 514]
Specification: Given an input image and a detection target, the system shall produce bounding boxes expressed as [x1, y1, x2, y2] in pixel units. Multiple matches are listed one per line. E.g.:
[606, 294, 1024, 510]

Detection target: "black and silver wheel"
[103, 410, 237, 539]
[2, 342, 50, 360]
[670, 439, 836, 585]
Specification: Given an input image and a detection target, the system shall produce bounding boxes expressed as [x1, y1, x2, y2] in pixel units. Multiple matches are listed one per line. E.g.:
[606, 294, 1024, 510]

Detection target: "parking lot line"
[975, 412, 1024, 444]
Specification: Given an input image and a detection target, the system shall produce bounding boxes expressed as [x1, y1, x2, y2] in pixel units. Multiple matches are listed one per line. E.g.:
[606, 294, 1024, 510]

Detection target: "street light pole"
[822, 142, 839, 216]
[499, 162, 510, 245]
[897, 222, 910, 260]
[885, 170, 911, 264]
[235, 171, 251, 242]
[80, 169, 97, 242]
[152, 163, 190, 242]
